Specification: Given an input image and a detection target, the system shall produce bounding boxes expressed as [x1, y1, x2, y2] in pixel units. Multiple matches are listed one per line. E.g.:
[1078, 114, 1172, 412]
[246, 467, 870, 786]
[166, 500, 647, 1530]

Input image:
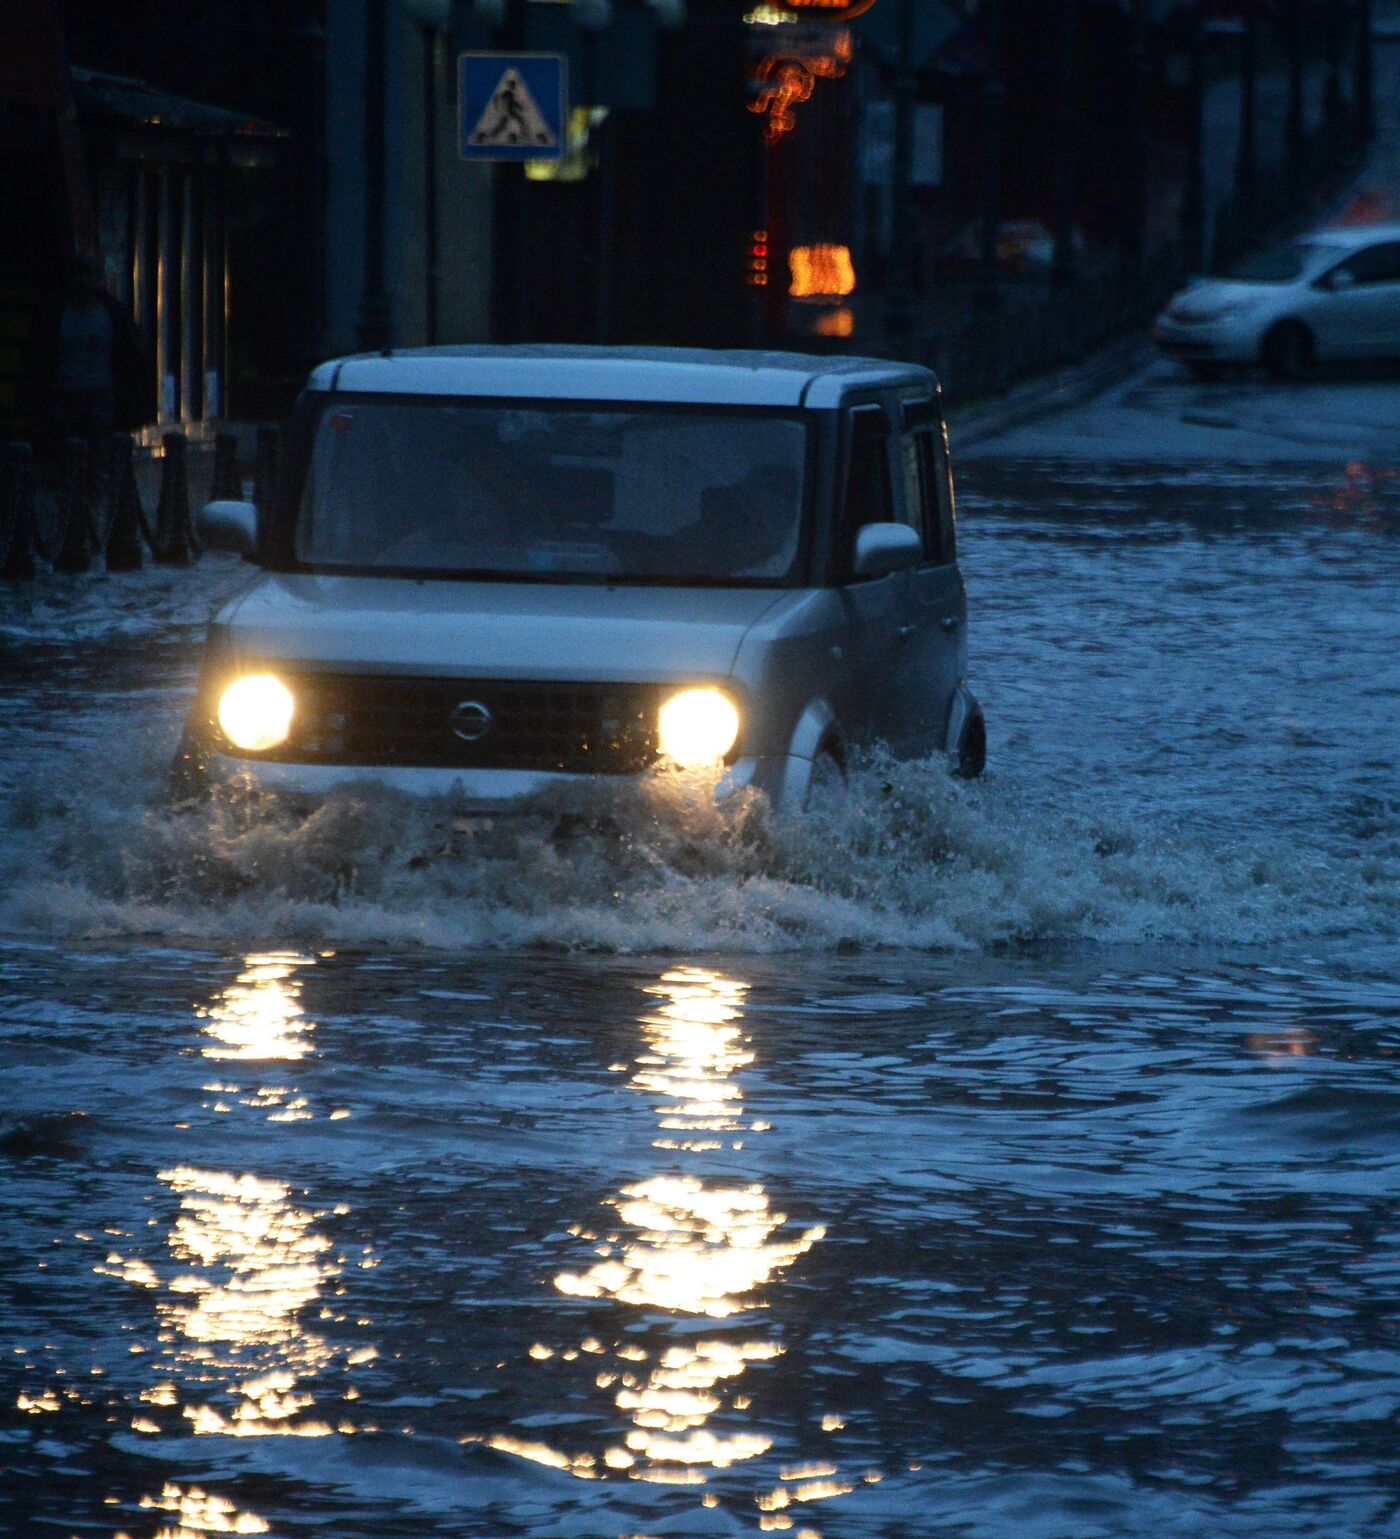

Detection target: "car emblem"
[450, 700, 493, 743]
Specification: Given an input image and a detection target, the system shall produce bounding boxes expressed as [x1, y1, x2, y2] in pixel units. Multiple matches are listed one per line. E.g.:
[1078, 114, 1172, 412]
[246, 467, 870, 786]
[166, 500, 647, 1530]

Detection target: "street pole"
[975, 0, 1004, 313]
[594, 109, 617, 345]
[508, 0, 531, 342]
[1324, 0, 1345, 147]
[1122, 0, 1149, 283]
[357, 0, 392, 351]
[1285, 0, 1305, 204]
[1051, 0, 1078, 286]
[420, 22, 440, 345]
[1355, 0, 1374, 143]
[1236, 0, 1257, 238]
[289, 4, 326, 373]
[884, 0, 917, 341]
[1181, 0, 1206, 271]
[578, 10, 616, 345]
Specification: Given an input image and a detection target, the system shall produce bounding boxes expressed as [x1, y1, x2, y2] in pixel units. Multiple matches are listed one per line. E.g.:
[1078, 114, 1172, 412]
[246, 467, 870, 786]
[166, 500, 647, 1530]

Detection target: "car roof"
[306, 345, 937, 408]
[1305, 222, 1400, 249]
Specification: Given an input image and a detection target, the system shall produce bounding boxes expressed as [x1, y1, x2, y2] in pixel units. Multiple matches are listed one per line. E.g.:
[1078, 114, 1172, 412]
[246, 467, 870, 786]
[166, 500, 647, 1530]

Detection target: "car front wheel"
[953, 711, 987, 779]
[804, 744, 848, 813]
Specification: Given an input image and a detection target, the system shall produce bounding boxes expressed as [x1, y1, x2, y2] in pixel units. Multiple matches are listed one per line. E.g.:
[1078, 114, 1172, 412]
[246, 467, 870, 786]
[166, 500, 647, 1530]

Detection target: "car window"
[1329, 242, 1400, 286]
[294, 399, 808, 585]
[902, 400, 955, 565]
[842, 406, 894, 536]
[898, 430, 932, 548]
[1231, 243, 1323, 282]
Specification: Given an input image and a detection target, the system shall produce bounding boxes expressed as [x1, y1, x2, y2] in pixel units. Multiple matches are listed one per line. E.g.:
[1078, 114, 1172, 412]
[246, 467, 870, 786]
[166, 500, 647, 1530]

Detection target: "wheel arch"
[1260, 316, 1315, 374]
[945, 684, 986, 777]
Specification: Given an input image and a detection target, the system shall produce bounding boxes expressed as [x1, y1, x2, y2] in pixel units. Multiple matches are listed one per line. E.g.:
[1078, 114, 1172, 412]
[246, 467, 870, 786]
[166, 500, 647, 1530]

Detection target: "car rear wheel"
[1261, 321, 1313, 380]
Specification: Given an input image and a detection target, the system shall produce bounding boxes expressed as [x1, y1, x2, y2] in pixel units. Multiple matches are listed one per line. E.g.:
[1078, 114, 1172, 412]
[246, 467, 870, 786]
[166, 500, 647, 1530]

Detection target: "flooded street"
[3, 360, 1399, 1537]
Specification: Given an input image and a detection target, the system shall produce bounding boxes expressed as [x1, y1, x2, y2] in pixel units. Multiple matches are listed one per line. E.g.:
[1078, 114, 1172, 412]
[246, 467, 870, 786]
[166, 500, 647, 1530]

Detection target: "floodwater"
[2, 363, 1399, 1538]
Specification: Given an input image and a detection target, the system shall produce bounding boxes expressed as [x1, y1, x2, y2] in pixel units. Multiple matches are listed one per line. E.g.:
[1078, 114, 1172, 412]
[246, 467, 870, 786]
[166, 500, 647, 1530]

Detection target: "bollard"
[253, 423, 281, 513]
[154, 431, 194, 565]
[3, 441, 38, 578]
[104, 432, 146, 571]
[1, 441, 38, 579]
[52, 438, 93, 573]
[0, 442, 15, 574]
[211, 430, 241, 501]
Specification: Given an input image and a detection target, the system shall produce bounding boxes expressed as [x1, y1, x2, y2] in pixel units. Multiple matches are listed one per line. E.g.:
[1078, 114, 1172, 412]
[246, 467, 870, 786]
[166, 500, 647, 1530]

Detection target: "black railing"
[874, 115, 1360, 407]
[0, 428, 259, 580]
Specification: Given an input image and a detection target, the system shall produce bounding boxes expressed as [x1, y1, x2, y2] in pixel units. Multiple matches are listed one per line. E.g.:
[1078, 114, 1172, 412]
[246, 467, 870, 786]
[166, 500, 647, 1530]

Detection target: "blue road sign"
[458, 53, 567, 162]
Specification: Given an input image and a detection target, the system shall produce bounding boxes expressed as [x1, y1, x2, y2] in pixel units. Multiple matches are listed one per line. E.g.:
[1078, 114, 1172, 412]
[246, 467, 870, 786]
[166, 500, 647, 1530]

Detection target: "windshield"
[294, 398, 808, 584]
[1230, 242, 1325, 282]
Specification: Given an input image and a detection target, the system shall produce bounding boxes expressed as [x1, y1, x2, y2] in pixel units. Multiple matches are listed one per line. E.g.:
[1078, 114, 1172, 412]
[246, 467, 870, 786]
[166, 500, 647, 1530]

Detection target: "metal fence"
[890, 119, 1361, 406]
[0, 427, 280, 581]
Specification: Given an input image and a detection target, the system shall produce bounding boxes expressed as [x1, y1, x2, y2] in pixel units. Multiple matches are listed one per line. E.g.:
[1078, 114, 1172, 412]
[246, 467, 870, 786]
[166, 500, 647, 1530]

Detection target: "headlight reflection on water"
[92, 953, 376, 1448]
[198, 952, 316, 1063]
[137, 1480, 270, 1536]
[555, 1175, 822, 1320]
[155, 1164, 341, 1438]
[476, 967, 835, 1508]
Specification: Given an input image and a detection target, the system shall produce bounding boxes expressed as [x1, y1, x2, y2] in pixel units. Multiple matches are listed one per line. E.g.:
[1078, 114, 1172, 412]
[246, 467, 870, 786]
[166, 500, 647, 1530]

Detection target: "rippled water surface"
[2, 421, 1399, 1536]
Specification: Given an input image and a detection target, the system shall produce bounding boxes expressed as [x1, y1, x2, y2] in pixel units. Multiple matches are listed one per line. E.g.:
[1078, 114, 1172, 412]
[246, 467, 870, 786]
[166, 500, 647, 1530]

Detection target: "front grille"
[220, 674, 665, 773]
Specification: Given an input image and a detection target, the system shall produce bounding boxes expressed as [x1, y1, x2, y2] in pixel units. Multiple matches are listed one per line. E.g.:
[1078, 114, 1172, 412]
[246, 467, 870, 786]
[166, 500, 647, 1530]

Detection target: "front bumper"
[176, 739, 820, 813]
[1151, 314, 1265, 364]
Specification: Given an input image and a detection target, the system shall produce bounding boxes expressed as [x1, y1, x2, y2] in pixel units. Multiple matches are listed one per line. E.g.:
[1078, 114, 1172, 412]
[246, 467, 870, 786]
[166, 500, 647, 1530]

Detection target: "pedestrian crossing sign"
[459, 53, 567, 162]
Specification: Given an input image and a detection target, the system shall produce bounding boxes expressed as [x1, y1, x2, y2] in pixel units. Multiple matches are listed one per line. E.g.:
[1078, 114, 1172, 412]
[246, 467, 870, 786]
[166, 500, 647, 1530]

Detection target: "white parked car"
[1153, 223, 1400, 379]
[175, 346, 986, 812]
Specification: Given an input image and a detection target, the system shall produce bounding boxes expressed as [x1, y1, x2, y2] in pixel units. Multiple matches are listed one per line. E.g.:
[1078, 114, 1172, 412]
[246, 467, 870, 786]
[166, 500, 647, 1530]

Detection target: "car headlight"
[657, 687, 740, 768]
[217, 673, 295, 752]
[1170, 296, 1255, 324]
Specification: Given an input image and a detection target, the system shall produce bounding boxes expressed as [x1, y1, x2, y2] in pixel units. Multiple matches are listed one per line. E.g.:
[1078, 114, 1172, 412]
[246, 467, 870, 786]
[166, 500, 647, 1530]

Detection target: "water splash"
[1, 735, 1394, 954]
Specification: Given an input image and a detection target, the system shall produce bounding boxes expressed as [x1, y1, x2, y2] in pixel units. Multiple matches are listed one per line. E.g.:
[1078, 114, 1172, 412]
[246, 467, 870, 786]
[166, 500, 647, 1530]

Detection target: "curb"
[946, 333, 1153, 451]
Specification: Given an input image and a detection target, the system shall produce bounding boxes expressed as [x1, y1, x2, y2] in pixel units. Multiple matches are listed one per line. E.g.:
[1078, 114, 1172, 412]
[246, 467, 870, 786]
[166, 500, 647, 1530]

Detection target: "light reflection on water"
[135, 1479, 270, 1536]
[481, 967, 828, 1495]
[9, 940, 1400, 1536]
[1246, 1027, 1314, 1061]
[156, 1164, 339, 1438]
[94, 952, 371, 1443]
[196, 952, 316, 1062]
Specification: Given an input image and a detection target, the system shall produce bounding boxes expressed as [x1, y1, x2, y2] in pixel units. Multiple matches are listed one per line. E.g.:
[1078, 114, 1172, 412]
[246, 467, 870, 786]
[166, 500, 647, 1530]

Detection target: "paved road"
[2, 334, 1399, 1539]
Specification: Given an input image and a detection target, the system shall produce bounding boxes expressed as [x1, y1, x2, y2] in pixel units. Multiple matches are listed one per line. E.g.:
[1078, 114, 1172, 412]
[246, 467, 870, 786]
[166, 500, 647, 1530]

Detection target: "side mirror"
[198, 499, 259, 560]
[853, 521, 922, 579]
[1319, 266, 1355, 292]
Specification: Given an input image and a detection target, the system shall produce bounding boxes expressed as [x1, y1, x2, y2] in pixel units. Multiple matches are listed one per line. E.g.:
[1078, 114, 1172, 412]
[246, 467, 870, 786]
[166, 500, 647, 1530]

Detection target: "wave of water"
[2, 739, 1395, 954]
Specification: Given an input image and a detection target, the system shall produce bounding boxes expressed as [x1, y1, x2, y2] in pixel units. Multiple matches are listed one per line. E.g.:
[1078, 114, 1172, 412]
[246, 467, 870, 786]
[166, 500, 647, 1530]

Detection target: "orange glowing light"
[811, 306, 854, 337]
[748, 30, 851, 142]
[785, 0, 876, 15]
[788, 245, 856, 299]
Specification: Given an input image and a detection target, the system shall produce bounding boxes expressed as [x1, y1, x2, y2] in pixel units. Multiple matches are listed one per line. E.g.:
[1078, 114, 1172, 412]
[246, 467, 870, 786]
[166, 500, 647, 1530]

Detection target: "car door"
[894, 397, 965, 755]
[1312, 242, 1400, 358]
[834, 401, 907, 750]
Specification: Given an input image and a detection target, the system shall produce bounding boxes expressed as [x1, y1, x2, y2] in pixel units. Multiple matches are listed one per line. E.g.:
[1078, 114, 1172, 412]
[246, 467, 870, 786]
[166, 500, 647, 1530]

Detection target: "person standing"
[44, 252, 154, 447]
